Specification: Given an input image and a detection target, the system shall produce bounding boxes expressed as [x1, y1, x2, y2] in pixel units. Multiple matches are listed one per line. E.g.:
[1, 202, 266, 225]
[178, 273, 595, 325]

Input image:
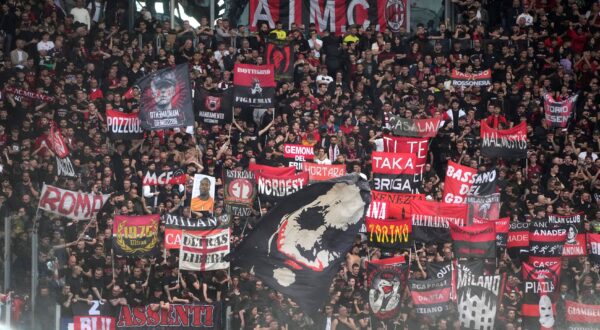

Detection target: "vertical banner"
[528, 220, 567, 267]
[466, 193, 501, 221]
[265, 41, 295, 82]
[179, 229, 230, 271]
[283, 144, 314, 170]
[191, 174, 216, 213]
[410, 199, 468, 243]
[47, 123, 70, 158]
[457, 268, 504, 330]
[223, 170, 256, 217]
[442, 161, 477, 204]
[367, 256, 407, 320]
[547, 213, 586, 257]
[508, 222, 530, 258]
[233, 64, 275, 108]
[544, 93, 578, 128]
[113, 215, 160, 256]
[480, 121, 528, 159]
[522, 262, 561, 330]
[371, 151, 417, 193]
[136, 64, 194, 130]
[195, 87, 233, 124]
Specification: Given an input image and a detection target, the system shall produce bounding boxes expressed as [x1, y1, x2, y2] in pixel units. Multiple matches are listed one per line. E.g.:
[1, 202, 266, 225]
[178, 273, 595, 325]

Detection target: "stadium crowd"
[0, 0, 598, 329]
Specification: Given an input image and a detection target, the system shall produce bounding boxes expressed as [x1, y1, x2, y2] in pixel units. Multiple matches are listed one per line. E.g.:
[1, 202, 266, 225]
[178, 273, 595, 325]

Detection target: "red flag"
[47, 123, 69, 158]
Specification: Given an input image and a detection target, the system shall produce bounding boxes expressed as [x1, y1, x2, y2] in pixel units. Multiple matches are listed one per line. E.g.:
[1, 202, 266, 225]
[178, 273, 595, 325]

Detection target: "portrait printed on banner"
[191, 174, 216, 213]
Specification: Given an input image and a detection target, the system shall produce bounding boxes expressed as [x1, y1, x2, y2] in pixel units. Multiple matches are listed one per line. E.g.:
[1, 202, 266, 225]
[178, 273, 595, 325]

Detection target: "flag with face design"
[231, 174, 370, 315]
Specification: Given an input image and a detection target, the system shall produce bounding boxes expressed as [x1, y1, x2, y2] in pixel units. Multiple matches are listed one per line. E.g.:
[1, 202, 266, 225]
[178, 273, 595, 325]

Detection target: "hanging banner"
[469, 167, 497, 196]
[38, 184, 110, 221]
[136, 64, 194, 130]
[142, 169, 186, 186]
[232, 175, 370, 315]
[116, 302, 222, 329]
[451, 69, 492, 87]
[368, 191, 424, 220]
[442, 161, 477, 204]
[457, 268, 504, 330]
[544, 93, 578, 129]
[248, 0, 408, 34]
[372, 151, 417, 193]
[472, 217, 509, 249]
[223, 170, 256, 217]
[588, 233, 600, 265]
[179, 228, 230, 271]
[367, 256, 408, 320]
[195, 87, 233, 125]
[409, 277, 452, 317]
[47, 123, 69, 158]
[191, 174, 216, 213]
[265, 41, 295, 82]
[522, 262, 561, 330]
[162, 213, 220, 250]
[508, 222, 530, 258]
[248, 162, 296, 176]
[566, 300, 600, 330]
[255, 171, 309, 202]
[466, 193, 501, 221]
[528, 220, 567, 268]
[365, 217, 411, 249]
[548, 213, 586, 257]
[388, 116, 441, 138]
[450, 222, 496, 259]
[106, 109, 144, 140]
[233, 63, 275, 108]
[302, 162, 346, 182]
[480, 121, 528, 159]
[56, 156, 76, 178]
[410, 199, 468, 243]
[113, 215, 160, 256]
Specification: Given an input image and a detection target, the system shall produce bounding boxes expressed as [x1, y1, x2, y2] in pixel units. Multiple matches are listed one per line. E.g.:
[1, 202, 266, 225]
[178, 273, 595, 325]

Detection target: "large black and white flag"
[457, 268, 504, 330]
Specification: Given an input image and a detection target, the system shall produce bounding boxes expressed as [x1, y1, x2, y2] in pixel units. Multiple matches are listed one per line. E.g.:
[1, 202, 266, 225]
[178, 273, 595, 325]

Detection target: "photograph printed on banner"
[191, 174, 216, 213]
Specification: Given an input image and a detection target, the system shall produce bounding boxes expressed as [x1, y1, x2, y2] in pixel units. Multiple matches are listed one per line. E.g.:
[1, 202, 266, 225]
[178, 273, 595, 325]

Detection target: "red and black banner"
[365, 217, 411, 249]
[248, 0, 408, 35]
[544, 93, 578, 129]
[480, 121, 528, 159]
[451, 69, 492, 87]
[162, 213, 220, 250]
[265, 41, 295, 82]
[473, 217, 509, 249]
[410, 199, 468, 243]
[5, 86, 54, 102]
[528, 220, 567, 268]
[367, 256, 408, 320]
[469, 167, 497, 196]
[508, 222, 530, 258]
[302, 162, 346, 182]
[47, 123, 69, 158]
[249, 162, 296, 176]
[382, 135, 428, 192]
[566, 300, 600, 330]
[113, 215, 160, 257]
[368, 191, 424, 220]
[521, 262, 561, 330]
[255, 171, 308, 202]
[372, 152, 417, 193]
[233, 64, 275, 108]
[284, 144, 315, 169]
[548, 213, 586, 257]
[195, 87, 233, 124]
[117, 302, 221, 329]
[137, 64, 194, 130]
[442, 161, 477, 204]
[388, 116, 441, 138]
[457, 268, 504, 330]
[466, 193, 501, 221]
[450, 222, 496, 259]
[142, 169, 186, 186]
[588, 233, 600, 265]
[409, 277, 452, 317]
[106, 109, 144, 140]
[224, 169, 256, 217]
[232, 176, 370, 315]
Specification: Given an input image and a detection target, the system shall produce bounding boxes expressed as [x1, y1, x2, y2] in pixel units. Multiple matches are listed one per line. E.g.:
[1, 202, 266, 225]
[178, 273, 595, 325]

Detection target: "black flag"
[232, 174, 370, 315]
[195, 87, 233, 124]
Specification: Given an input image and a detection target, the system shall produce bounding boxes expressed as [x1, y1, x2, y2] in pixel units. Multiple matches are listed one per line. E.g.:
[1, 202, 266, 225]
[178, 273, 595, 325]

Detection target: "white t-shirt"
[37, 40, 55, 52]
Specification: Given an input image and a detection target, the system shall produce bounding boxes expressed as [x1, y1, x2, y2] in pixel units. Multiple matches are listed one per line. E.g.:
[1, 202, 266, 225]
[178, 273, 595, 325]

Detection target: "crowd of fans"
[0, 0, 598, 329]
